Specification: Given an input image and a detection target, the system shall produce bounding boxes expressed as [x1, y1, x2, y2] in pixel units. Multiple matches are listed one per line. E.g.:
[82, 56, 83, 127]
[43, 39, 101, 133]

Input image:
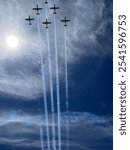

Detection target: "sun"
[6, 35, 19, 48]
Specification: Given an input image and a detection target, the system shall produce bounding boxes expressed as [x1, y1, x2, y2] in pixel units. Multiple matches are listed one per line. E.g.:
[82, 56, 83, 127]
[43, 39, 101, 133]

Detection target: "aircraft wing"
[50, 7, 54, 9]
[25, 18, 34, 21]
[55, 7, 59, 9]
[42, 22, 51, 24]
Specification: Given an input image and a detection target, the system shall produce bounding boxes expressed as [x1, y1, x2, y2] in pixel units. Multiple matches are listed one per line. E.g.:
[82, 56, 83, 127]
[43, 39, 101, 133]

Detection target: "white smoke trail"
[45, 4, 57, 150]
[37, 15, 51, 150]
[47, 28, 57, 150]
[53, 14, 61, 150]
[64, 27, 69, 150]
[40, 126, 44, 150]
[64, 27, 69, 104]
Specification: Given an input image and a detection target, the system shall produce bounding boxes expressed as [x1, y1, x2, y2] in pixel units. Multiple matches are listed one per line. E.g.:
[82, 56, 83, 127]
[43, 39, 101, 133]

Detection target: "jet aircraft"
[50, 4, 60, 14]
[61, 16, 70, 26]
[42, 19, 52, 28]
[45, 0, 48, 4]
[25, 16, 34, 25]
[33, 5, 42, 15]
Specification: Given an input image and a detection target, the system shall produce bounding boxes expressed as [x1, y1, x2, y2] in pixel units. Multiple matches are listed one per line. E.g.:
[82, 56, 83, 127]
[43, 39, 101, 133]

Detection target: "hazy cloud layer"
[0, 0, 112, 99]
[0, 111, 112, 150]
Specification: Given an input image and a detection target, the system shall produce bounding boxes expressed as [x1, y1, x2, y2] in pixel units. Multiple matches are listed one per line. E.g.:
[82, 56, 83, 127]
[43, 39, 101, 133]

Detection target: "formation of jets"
[25, 2, 70, 28]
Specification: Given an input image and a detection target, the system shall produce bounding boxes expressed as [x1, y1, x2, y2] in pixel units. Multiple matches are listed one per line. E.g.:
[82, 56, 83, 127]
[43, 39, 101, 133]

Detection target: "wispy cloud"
[0, 111, 112, 150]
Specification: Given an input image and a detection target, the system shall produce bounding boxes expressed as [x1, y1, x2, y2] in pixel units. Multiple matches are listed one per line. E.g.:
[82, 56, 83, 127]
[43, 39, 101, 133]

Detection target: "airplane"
[42, 19, 52, 28]
[45, 0, 48, 4]
[50, 4, 60, 14]
[25, 16, 34, 25]
[61, 16, 70, 26]
[33, 5, 42, 15]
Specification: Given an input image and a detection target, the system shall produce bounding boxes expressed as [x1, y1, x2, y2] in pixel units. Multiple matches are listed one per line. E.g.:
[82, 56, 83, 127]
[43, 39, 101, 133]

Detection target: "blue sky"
[0, 0, 113, 150]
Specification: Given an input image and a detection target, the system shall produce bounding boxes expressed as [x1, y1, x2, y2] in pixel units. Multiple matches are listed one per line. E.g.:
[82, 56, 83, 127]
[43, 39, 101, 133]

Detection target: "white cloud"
[0, 111, 112, 150]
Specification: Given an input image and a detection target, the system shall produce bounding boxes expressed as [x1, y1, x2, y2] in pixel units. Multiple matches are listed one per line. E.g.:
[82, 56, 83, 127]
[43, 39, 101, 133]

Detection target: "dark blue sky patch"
[69, 56, 113, 115]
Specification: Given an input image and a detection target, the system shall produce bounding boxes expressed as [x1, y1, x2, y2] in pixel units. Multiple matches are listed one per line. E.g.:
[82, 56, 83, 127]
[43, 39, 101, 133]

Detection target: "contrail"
[64, 27, 69, 150]
[38, 102, 45, 150]
[64, 27, 69, 104]
[40, 126, 44, 150]
[53, 14, 61, 150]
[46, 28, 56, 150]
[45, 4, 57, 150]
[37, 15, 51, 150]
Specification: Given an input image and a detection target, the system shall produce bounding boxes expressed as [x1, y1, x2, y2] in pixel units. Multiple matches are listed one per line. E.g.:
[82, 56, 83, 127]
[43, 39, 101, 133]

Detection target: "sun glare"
[6, 35, 19, 48]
